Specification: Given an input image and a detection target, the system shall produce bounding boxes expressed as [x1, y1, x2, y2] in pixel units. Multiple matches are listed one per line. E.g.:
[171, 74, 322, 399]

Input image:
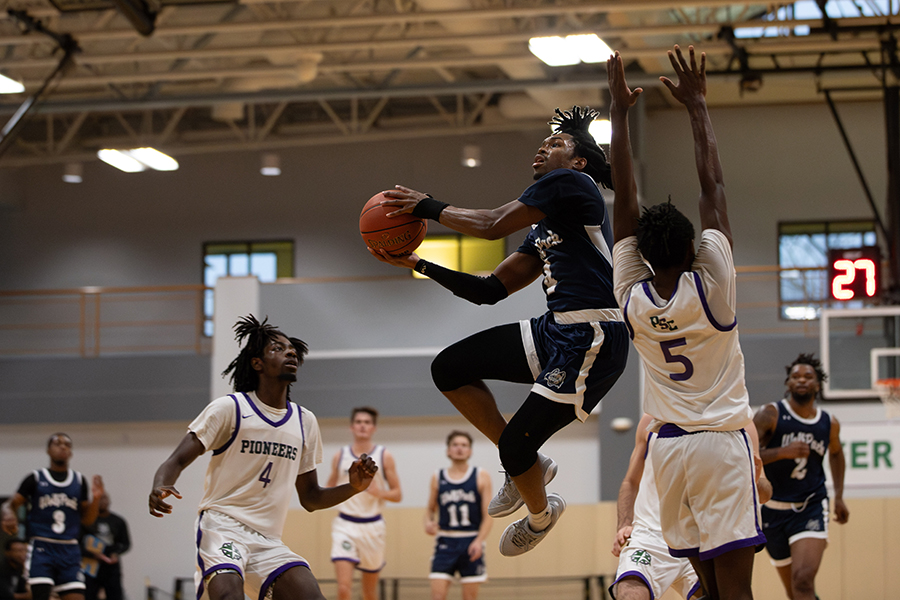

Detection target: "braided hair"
[548, 106, 613, 189]
[635, 198, 696, 270]
[222, 314, 308, 393]
[785, 353, 828, 385]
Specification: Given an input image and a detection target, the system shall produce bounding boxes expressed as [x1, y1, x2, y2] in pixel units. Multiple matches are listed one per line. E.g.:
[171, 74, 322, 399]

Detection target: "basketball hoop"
[875, 378, 900, 419]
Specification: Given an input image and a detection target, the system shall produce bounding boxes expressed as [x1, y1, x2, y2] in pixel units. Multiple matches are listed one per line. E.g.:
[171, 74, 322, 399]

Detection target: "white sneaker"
[488, 452, 558, 518]
[498, 492, 566, 557]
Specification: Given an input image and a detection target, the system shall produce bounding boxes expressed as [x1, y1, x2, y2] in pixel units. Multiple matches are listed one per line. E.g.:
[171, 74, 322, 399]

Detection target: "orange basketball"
[360, 192, 427, 257]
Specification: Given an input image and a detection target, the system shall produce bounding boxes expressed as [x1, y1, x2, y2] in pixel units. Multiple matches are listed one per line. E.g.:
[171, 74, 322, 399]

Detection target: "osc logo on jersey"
[629, 549, 652, 566]
[649, 316, 678, 331]
[544, 369, 566, 389]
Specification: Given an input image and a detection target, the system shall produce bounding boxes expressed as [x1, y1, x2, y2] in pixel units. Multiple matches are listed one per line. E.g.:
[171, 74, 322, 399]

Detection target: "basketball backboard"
[820, 306, 900, 400]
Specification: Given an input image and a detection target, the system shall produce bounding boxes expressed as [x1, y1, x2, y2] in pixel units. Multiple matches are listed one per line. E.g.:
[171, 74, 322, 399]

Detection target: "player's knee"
[791, 565, 817, 594]
[431, 346, 470, 392]
[612, 576, 651, 600]
[497, 427, 538, 477]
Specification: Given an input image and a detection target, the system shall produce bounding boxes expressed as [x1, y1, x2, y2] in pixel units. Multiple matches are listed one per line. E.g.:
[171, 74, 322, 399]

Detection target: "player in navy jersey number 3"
[2, 434, 104, 600]
[148, 315, 378, 600]
[753, 353, 849, 600]
[424, 431, 492, 600]
[370, 106, 629, 557]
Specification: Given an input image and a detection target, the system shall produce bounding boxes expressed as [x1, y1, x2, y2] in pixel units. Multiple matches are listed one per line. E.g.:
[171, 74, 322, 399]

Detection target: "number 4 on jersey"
[259, 461, 273, 488]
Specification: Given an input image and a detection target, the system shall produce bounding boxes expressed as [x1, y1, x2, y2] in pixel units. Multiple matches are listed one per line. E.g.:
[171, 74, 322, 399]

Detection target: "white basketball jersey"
[190, 392, 322, 539]
[614, 230, 752, 431]
[333, 445, 386, 519]
[632, 432, 662, 532]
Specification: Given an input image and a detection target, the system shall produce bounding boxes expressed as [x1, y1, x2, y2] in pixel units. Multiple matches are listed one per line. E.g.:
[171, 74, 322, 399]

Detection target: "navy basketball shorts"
[428, 535, 486, 583]
[26, 538, 85, 592]
[522, 310, 629, 422]
[761, 497, 829, 566]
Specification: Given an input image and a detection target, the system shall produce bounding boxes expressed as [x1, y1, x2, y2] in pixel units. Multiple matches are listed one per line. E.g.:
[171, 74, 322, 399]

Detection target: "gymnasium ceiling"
[0, 0, 897, 166]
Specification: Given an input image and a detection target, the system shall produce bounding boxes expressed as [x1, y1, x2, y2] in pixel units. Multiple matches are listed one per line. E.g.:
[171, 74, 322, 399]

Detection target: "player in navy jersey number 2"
[370, 106, 629, 557]
[753, 353, 849, 600]
[1, 434, 104, 600]
[424, 431, 492, 600]
[609, 46, 767, 600]
[148, 315, 378, 600]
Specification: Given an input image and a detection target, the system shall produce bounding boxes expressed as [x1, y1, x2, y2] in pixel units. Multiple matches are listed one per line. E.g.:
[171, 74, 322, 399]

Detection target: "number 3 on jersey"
[660, 338, 694, 381]
[259, 461, 273, 488]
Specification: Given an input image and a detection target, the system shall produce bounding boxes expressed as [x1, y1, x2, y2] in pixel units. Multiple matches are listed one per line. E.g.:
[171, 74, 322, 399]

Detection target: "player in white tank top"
[149, 316, 378, 600]
[326, 408, 402, 600]
[607, 48, 766, 599]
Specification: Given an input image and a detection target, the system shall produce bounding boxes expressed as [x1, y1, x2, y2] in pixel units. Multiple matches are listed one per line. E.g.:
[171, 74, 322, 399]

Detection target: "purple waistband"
[339, 513, 383, 524]
[657, 424, 702, 438]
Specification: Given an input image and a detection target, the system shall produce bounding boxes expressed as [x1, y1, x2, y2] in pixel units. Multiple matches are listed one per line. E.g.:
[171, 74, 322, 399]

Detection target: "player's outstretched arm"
[613, 413, 652, 557]
[296, 454, 379, 512]
[80, 475, 106, 527]
[1, 493, 25, 536]
[606, 51, 643, 244]
[149, 433, 205, 517]
[829, 416, 849, 523]
[381, 185, 546, 241]
[660, 45, 732, 246]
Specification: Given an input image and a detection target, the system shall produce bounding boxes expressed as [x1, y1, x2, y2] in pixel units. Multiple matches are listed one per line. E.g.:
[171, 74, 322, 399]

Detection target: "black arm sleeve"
[415, 260, 509, 305]
[15, 473, 36, 499]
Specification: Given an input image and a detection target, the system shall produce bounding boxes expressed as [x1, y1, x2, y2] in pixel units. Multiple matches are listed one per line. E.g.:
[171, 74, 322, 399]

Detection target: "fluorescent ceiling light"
[566, 34, 614, 63]
[529, 34, 613, 67]
[260, 153, 281, 176]
[63, 162, 83, 183]
[128, 147, 179, 171]
[96, 147, 178, 172]
[98, 149, 146, 173]
[0, 73, 24, 94]
[528, 36, 579, 67]
[589, 119, 612, 145]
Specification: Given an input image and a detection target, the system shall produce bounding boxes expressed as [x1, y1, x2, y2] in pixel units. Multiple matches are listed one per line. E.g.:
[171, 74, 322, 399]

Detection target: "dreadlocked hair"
[548, 105, 613, 189]
[635, 198, 696, 270]
[785, 353, 828, 385]
[222, 314, 309, 393]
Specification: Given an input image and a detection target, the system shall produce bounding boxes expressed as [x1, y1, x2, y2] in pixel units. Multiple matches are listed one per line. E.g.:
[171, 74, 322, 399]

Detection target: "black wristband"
[412, 195, 449, 221]
[414, 259, 429, 275]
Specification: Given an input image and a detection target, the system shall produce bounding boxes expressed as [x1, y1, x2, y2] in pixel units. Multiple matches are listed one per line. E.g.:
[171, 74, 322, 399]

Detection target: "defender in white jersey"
[610, 415, 701, 600]
[608, 48, 765, 600]
[326, 407, 402, 600]
[149, 316, 378, 600]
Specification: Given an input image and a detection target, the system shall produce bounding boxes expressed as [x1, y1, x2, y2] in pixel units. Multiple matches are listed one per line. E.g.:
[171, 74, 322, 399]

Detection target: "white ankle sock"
[528, 505, 552, 532]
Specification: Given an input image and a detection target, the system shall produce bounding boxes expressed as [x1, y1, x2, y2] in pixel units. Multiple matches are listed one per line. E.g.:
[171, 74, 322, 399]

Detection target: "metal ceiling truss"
[0, 0, 897, 166]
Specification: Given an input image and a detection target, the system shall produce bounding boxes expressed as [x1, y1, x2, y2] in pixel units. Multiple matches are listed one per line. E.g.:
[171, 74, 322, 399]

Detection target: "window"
[778, 221, 877, 320]
[734, 0, 891, 39]
[413, 234, 506, 279]
[203, 241, 294, 336]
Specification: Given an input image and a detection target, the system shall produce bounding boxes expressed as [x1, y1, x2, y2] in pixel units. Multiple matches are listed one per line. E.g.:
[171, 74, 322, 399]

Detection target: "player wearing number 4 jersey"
[370, 105, 629, 557]
[1, 434, 104, 600]
[753, 353, 848, 600]
[609, 46, 766, 600]
[149, 315, 378, 600]
[424, 431, 492, 600]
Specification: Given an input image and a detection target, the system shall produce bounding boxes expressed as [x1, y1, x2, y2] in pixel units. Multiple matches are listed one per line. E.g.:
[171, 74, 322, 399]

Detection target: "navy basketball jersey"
[27, 468, 86, 541]
[516, 168, 617, 312]
[763, 399, 832, 503]
[437, 467, 482, 535]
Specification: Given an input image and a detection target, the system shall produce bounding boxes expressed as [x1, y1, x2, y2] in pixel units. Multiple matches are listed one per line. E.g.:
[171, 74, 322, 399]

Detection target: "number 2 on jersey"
[791, 457, 808, 480]
[259, 461, 273, 488]
[660, 338, 694, 381]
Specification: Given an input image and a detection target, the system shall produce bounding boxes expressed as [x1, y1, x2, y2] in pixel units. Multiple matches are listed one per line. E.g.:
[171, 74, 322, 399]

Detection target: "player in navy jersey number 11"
[753, 353, 848, 600]
[424, 431, 492, 600]
[148, 315, 378, 600]
[369, 106, 629, 557]
[1, 433, 104, 600]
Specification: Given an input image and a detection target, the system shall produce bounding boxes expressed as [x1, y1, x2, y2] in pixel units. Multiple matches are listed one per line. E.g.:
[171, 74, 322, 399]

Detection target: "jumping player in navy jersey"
[424, 431, 492, 600]
[1, 434, 104, 600]
[753, 353, 848, 600]
[370, 106, 629, 556]
[148, 315, 378, 600]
